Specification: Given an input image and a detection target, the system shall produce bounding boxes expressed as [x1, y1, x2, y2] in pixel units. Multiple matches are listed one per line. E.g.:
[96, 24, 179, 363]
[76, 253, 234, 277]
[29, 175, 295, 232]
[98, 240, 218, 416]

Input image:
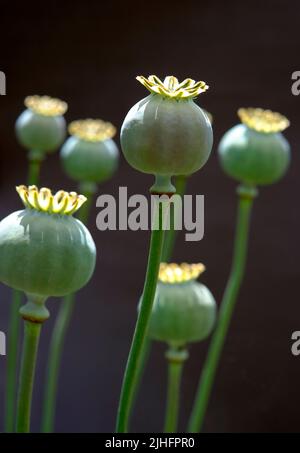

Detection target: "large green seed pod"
[15, 96, 68, 157]
[60, 119, 119, 183]
[0, 185, 96, 299]
[121, 75, 213, 193]
[218, 108, 291, 186]
[148, 263, 216, 347]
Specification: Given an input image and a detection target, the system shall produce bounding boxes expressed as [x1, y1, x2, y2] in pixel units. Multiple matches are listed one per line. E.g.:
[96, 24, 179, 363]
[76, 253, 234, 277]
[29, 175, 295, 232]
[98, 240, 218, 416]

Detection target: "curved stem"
[4, 290, 22, 432]
[129, 177, 188, 416]
[187, 184, 257, 433]
[16, 320, 42, 433]
[161, 176, 187, 262]
[41, 294, 75, 432]
[164, 348, 188, 433]
[130, 335, 152, 410]
[41, 185, 94, 432]
[116, 202, 165, 433]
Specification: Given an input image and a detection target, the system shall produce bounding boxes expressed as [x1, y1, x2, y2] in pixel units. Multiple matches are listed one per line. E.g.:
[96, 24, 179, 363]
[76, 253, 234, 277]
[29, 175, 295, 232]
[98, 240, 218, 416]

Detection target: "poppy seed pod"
[148, 263, 216, 347]
[60, 119, 119, 184]
[16, 96, 68, 157]
[218, 108, 291, 186]
[121, 75, 213, 194]
[0, 186, 96, 302]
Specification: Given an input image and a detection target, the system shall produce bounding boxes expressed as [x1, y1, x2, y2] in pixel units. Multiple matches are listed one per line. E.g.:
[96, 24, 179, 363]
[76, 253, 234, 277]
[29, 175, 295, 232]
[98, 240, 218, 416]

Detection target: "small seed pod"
[218, 108, 291, 185]
[60, 119, 119, 184]
[121, 75, 213, 194]
[16, 95, 68, 157]
[148, 263, 216, 348]
[0, 185, 96, 301]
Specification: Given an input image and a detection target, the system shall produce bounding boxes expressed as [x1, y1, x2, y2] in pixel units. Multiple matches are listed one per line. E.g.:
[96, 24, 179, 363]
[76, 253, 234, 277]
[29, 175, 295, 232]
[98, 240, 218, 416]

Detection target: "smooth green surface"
[61, 136, 119, 184]
[187, 187, 256, 432]
[27, 159, 42, 186]
[41, 190, 94, 432]
[218, 124, 290, 185]
[116, 203, 165, 433]
[0, 210, 96, 297]
[149, 281, 216, 347]
[16, 110, 66, 153]
[16, 320, 42, 433]
[121, 95, 213, 177]
[164, 349, 187, 433]
[41, 293, 75, 432]
[161, 175, 187, 262]
[130, 335, 152, 411]
[4, 290, 22, 432]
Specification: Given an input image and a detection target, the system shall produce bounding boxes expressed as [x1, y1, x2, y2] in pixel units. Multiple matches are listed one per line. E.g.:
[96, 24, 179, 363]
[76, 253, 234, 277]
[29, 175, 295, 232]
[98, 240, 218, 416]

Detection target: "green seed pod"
[148, 263, 216, 348]
[15, 96, 68, 157]
[121, 75, 213, 193]
[60, 119, 119, 184]
[218, 108, 291, 186]
[0, 185, 96, 299]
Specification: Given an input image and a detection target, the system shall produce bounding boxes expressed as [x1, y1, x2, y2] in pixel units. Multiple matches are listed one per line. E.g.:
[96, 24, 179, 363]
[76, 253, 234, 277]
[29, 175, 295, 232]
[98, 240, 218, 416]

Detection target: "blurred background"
[0, 0, 299, 433]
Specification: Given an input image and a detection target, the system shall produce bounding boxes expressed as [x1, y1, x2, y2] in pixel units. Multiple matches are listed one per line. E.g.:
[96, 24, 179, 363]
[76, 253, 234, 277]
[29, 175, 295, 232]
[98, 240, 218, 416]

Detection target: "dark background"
[0, 0, 299, 433]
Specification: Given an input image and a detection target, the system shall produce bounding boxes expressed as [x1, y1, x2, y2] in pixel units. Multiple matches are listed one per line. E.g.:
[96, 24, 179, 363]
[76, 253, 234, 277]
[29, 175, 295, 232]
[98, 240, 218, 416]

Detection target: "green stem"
[27, 159, 42, 186]
[187, 184, 257, 433]
[4, 153, 43, 432]
[161, 176, 187, 262]
[41, 185, 95, 433]
[130, 335, 152, 410]
[77, 182, 96, 224]
[129, 176, 188, 417]
[4, 290, 22, 432]
[16, 320, 42, 433]
[116, 202, 165, 433]
[41, 294, 75, 432]
[164, 348, 188, 433]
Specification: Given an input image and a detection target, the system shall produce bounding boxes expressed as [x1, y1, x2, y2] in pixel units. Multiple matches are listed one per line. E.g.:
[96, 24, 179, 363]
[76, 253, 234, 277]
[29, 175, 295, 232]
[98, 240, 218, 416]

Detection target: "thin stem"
[129, 177, 188, 416]
[164, 348, 188, 433]
[41, 294, 75, 432]
[16, 320, 42, 433]
[77, 182, 96, 224]
[187, 185, 257, 433]
[4, 154, 43, 432]
[41, 185, 94, 432]
[116, 202, 165, 433]
[27, 159, 42, 186]
[130, 335, 152, 410]
[4, 290, 22, 432]
[161, 176, 187, 262]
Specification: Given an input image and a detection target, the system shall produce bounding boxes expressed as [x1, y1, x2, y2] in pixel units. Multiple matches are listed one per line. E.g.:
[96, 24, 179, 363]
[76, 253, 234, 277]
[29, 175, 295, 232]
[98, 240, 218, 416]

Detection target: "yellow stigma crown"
[238, 108, 290, 133]
[16, 185, 86, 215]
[159, 263, 206, 284]
[68, 119, 116, 142]
[25, 95, 68, 116]
[137, 75, 209, 99]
